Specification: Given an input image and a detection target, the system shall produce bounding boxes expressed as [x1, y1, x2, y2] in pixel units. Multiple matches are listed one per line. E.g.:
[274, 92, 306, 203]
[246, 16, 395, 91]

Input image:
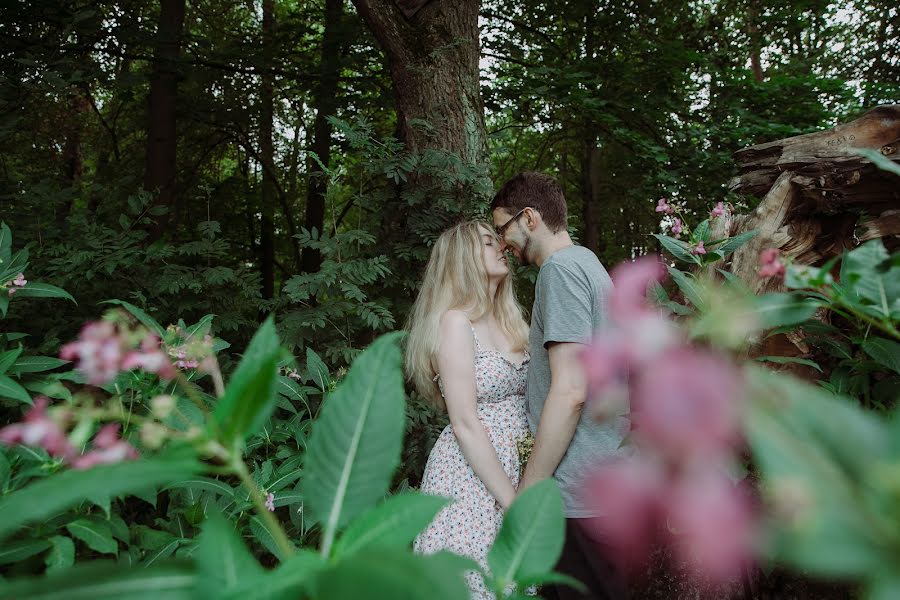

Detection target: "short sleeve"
[538, 262, 595, 348]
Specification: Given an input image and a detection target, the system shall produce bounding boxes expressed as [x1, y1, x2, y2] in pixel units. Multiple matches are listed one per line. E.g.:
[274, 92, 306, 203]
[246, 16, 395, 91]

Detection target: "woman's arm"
[436, 310, 517, 509]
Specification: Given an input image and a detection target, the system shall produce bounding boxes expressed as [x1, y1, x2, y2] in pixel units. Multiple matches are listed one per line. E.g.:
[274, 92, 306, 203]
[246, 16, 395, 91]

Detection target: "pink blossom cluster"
[5, 273, 27, 296]
[710, 201, 726, 219]
[692, 240, 706, 255]
[0, 398, 140, 470]
[579, 257, 755, 583]
[758, 248, 785, 279]
[266, 492, 276, 511]
[670, 218, 683, 238]
[655, 198, 674, 214]
[60, 321, 176, 385]
[281, 367, 302, 381]
[166, 334, 215, 372]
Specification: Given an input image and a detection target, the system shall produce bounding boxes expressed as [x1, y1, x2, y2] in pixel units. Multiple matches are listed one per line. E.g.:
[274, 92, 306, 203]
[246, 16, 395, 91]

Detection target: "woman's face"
[479, 225, 509, 281]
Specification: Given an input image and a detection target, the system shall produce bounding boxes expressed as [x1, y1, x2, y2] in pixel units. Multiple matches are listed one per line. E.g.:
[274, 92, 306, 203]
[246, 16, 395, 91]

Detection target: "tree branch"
[350, 0, 414, 63]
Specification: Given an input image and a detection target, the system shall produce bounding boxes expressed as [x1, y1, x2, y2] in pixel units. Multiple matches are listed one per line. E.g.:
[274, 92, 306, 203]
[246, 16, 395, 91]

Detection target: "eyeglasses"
[495, 208, 530, 238]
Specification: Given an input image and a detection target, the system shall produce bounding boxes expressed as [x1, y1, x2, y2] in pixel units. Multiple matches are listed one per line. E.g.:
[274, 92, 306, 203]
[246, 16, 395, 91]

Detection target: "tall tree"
[145, 0, 186, 238]
[259, 0, 276, 298]
[350, 0, 487, 167]
[302, 0, 344, 275]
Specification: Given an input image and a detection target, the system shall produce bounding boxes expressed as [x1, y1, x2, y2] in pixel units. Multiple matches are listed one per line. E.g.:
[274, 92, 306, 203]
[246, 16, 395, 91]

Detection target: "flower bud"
[151, 394, 175, 419]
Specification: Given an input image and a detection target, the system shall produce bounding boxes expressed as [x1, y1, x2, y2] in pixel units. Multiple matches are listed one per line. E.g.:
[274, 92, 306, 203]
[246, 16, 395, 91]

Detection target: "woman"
[406, 221, 531, 599]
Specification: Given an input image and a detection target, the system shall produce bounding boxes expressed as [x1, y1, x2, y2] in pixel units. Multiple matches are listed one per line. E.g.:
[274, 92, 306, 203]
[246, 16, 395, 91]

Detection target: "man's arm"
[518, 341, 588, 492]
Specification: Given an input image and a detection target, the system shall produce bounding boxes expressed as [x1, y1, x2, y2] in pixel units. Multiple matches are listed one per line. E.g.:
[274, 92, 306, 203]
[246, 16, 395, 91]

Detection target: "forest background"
[0, 0, 898, 595]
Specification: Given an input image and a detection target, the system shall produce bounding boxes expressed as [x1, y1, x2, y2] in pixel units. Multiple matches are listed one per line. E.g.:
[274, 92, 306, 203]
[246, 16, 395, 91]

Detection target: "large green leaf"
[854, 148, 900, 177]
[753, 292, 819, 329]
[10, 355, 70, 374]
[840, 240, 900, 317]
[0, 538, 51, 566]
[0, 373, 32, 404]
[0, 451, 202, 541]
[45, 535, 75, 573]
[196, 511, 263, 594]
[13, 282, 76, 303]
[861, 337, 900, 375]
[0, 221, 11, 264]
[709, 228, 759, 257]
[652, 234, 699, 265]
[66, 518, 118, 555]
[487, 479, 565, 587]
[667, 266, 708, 311]
[0, 560, 197, 599]
[0, 346, 22, 374]
[225, 549, 325, 600]
[101, 299, 165, 337]
[305, 347, 330, 391]
[303, 332, 406, 555]
[311, 549, 472, 600]
[249, 515, 295, 561]
[211, 317, 281, 446]
[332, 492, 449, 558]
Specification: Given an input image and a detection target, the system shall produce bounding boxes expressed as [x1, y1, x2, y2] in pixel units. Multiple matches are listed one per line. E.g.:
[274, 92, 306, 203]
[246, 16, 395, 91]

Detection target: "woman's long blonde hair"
[405, 221, 529, 410]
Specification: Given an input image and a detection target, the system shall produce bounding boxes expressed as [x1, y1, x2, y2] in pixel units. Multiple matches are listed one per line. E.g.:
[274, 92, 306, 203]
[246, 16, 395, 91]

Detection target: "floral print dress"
[414, 325, 530, 599]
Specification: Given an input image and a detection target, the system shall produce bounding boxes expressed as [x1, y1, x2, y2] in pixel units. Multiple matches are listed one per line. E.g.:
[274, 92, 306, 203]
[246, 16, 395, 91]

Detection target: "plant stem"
[231, 456, 295, 559]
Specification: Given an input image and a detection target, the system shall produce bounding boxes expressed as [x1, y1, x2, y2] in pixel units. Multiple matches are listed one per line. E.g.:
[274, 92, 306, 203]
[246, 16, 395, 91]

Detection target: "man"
[491, 172, 630, 600]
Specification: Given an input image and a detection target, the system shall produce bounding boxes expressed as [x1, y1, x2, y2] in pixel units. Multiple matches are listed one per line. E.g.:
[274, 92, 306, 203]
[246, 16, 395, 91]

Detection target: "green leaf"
[0, 222, 12, 264]
[332, 492, 449, 558]
[163, 477, 235, 498]
[226, 549, 325, 600]
[0, 450, 202, 541]
[853, 148, 900, 177]
[755, 356, 822, 371]
[13, 282, 76, 303]
[101, 299, 165, 337]
[753, 293, 819, 329]
[0, 373, 32, 404]
[0, 538, 51, 566]
[66, 518, 118, 555]
[488, 479, 565, 585]
[197, 511, 263, 592]
[0, 346, 22, 374]
[10, 356, 69, 374]
[211, 317, 281, 446]
[311, 549, 472, 600]
[667, 266, 707, 311]
[861, 337, 900, 375]
[840, 240, 900, 317]
[304, 332, 406, 555]
[305, 347, 330, 391]
[249, 515, 294, 561]
[0, 293, 8, 318]
[0, 560, 197, 599]
[45, 535, 75, 573]
[708, 228, 759, 257]
[652, 234, 699, 264]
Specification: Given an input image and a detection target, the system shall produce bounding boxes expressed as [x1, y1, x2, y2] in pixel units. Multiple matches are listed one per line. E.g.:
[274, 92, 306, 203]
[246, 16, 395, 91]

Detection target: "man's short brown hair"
[490, 172, 567, 233]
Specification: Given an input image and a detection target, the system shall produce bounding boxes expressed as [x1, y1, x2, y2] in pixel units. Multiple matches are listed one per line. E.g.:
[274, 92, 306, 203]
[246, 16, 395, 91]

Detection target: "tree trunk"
[145, 0, 185, 239]
[581, 140, 601, 254]
[259, 0, 276, 299]
[302, 0, 343, 275]
[747, 0, 764, 83]
[351, 0, 487, 167]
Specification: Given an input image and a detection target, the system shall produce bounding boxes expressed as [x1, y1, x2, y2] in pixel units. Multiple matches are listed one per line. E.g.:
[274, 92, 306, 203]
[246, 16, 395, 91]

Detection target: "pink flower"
[582, 458, 666, 567]
[608, 256, 667, 324]
[692, 241, 706, 255]
[668, 473, 755, 583]
[630, 347, 742, 461]
[710, 202, 725, 219]
[671, 218, 682, 237]
[60, 321, 127, 385]
[0, 397, 75, 460]
[266, 492, 276, 512]
[71, 423, 139, 470]
[7, 288, 15, 296]
[758, 248, 785, 279]
[121, 337, 177, 380]
[655, 198, 674, 214]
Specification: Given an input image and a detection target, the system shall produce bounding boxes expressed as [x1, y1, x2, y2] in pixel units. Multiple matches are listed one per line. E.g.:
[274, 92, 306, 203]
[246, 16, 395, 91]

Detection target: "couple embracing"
[405, 172, 630, 600]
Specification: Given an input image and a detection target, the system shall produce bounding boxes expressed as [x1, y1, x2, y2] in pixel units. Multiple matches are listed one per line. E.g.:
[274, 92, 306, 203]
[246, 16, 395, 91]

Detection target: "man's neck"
[534, 232, 574, 267]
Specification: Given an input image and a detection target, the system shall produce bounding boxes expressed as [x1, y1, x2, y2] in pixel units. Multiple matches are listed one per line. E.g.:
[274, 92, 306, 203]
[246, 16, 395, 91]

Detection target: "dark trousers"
[543, 518, 629, 600]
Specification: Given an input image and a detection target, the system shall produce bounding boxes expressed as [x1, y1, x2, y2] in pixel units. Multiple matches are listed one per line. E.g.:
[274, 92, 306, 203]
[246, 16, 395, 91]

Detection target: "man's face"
[492, 207, 532, 266]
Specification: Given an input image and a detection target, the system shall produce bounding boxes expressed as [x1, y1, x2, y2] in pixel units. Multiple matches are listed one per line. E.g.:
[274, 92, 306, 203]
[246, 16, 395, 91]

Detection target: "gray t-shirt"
[526, 245, 630, 517]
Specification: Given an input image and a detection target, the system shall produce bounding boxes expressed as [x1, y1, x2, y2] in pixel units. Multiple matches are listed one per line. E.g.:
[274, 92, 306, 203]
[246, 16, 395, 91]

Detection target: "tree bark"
[350, 0, 487, 167]
[747, 0, 764, 83]
[145, 0, 185, 239]
[259, 0, 276, 299]
[302, 0, 343, 275]
[581, 141, 601, 254]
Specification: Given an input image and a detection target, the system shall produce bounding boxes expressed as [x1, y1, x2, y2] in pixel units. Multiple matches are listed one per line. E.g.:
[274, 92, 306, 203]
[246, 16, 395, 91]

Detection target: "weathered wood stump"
[711, 105, 900, 373]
